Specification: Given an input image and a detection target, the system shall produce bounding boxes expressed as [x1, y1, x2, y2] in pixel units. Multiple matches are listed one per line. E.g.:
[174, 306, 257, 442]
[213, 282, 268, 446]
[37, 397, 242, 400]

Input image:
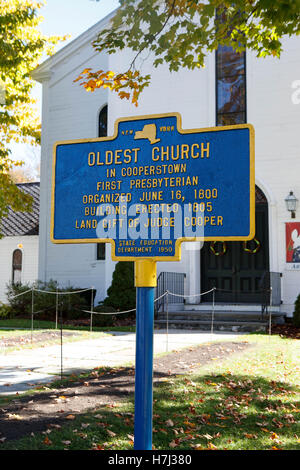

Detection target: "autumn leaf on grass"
[166, 419, 174, 427]
[8, 413, 22, 420]
[183, 420, 196, 429]
[93, 444, 105, 450]
[198, 414, 211, 424]
[207, 442, 218, 450]
[43, 436, 52, 446]
[256, 421, 269, 428]
[49, 424, 61, 429]
[159, 428, 168, 434]
[270, 432, 282, 445]
[66, 414, 76, 420]
[169, 439, 181, 448]
[107, 429, 116, 437]
[272, 418, 284, 429]
[62, 440, 71, 446]
[244, 433, 258, 439]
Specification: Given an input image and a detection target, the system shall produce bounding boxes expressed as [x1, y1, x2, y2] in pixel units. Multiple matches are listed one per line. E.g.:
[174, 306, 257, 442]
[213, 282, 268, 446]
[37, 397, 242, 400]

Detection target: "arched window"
[12, 249, 22, 284]
[98, 105, 108, 138]
[97, 104, 108, 260]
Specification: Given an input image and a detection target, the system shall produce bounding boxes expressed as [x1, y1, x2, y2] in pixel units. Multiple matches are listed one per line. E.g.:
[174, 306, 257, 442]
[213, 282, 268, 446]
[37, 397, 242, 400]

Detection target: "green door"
[201, 188, 269, 303]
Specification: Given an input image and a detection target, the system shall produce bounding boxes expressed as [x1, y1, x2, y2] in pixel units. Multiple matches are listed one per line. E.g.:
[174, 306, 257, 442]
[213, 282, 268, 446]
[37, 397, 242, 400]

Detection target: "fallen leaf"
[43, 436, 52, 446]
[8, 413, 22, 420]
[166, 419, 174, 427]
[207, 442, 217, 450]
[169, 440, 179, 448]
[93, 444, 105, 450]
[66, 414, 76, 420]
[159, 428, 168, 434]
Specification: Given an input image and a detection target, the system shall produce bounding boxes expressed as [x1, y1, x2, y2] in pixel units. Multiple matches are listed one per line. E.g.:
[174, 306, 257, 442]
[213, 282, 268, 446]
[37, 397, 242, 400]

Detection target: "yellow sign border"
[51, 112, 255, 262]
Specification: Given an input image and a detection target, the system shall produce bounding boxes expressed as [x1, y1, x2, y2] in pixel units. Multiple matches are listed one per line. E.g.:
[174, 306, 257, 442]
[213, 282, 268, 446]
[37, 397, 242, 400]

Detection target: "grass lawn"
[0, 333, 299, 451]
[0, 321, 134, 354]
[0, 318, 135, 333]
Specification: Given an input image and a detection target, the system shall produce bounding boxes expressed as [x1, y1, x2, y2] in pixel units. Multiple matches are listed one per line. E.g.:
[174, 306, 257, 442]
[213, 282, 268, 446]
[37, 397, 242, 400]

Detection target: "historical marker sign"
[51, 113, 255, 260]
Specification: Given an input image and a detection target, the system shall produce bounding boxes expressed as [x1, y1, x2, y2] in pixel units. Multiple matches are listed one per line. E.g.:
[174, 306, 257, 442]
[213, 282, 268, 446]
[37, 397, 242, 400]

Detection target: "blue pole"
[134, 286, 155, 450]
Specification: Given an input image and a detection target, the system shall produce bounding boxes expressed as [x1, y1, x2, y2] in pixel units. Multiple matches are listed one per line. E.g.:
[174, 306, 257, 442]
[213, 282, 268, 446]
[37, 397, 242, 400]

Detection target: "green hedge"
[6, 280, 95, 322]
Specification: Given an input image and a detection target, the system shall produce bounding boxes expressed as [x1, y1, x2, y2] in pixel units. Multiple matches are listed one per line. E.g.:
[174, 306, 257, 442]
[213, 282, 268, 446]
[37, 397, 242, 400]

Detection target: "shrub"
[92, 305, 117, 327]
[293, 293, 300, 327]
[6, 280, 96, 322]
[0, 302, 11, 318]
[101, 262, 136, 325]
[103, 262, 136, 311]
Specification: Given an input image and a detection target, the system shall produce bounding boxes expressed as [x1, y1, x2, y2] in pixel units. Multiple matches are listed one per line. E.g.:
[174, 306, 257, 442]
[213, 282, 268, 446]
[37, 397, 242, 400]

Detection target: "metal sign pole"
[134, 260, 157, 451]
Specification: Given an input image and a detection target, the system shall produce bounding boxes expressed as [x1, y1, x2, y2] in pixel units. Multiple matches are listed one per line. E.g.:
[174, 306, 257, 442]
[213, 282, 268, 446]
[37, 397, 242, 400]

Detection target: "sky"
[11, 0, 120, 178]
[40, 0, 119, 45]
[33, 0, 120, 109]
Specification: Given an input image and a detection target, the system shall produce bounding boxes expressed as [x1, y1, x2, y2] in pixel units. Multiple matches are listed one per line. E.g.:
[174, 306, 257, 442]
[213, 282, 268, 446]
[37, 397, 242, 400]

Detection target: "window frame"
[215, 47, 247, 126]
[96, 104, 108, 261]
[96, 242, 106, 261]
[98, 104, 108, 138]
[12, 249, 23, 284]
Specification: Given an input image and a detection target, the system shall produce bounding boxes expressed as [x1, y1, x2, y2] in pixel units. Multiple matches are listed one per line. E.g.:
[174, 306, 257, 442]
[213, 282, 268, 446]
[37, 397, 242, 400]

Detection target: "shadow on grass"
[0, 365, 299, 450]
[151, 373, 299, 450]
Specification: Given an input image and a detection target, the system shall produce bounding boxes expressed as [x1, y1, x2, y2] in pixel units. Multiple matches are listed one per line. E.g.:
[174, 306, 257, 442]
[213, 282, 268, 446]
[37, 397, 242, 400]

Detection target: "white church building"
[32, 9, 300, 318]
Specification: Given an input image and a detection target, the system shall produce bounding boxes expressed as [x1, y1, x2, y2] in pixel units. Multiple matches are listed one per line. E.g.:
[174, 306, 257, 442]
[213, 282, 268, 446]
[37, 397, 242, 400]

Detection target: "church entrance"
[201, 186, 269, 303]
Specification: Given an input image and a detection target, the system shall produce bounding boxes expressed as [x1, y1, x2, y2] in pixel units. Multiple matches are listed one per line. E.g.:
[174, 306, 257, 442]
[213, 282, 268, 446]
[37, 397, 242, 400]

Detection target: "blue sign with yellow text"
[51, 113, 255, 260]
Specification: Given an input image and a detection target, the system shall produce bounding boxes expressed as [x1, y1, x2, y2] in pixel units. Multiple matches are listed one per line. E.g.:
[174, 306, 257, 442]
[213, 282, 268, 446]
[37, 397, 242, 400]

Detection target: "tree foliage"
[0, 0, 65, 230]
[78, 0, 300, 105]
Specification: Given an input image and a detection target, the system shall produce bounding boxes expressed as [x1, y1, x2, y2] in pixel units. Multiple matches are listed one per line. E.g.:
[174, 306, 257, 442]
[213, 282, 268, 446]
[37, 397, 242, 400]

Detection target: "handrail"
[260, 271, 282, 319]
[156, 272, 186, 313]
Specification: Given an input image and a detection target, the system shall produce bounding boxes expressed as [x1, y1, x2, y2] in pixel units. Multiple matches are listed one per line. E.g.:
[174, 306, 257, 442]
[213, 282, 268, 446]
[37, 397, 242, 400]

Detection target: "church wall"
[37, 23, 300, 315]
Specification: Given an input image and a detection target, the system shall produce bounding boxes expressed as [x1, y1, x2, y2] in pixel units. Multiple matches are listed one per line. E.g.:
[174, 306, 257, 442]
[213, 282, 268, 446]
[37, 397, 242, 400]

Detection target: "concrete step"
[154, 319, 268, 333]
[154, 310, 287, 332]
[156, 310, 286, 322]
[184, 303, 281, 312]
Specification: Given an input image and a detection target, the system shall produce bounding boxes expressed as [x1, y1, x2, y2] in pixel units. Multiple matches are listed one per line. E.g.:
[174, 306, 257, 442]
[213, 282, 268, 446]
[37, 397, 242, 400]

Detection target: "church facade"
[33, 10, 300, 317]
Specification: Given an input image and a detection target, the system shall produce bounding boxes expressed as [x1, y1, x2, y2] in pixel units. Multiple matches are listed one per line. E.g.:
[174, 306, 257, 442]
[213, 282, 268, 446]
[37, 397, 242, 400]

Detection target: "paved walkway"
[0, 329, 243, 395]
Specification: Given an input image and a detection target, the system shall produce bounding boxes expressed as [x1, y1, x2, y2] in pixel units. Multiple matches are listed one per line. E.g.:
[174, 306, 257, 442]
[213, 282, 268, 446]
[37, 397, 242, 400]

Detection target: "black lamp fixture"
[285, 191, 298, 219]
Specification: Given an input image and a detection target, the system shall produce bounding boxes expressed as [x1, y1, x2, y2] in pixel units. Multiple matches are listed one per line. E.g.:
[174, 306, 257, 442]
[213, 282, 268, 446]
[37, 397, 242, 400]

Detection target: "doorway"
[201, 186, 269, 303]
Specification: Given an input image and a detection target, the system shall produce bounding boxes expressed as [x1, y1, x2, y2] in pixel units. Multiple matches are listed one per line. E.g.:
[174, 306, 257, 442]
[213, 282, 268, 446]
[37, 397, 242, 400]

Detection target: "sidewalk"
[0, 329, 244, 395]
